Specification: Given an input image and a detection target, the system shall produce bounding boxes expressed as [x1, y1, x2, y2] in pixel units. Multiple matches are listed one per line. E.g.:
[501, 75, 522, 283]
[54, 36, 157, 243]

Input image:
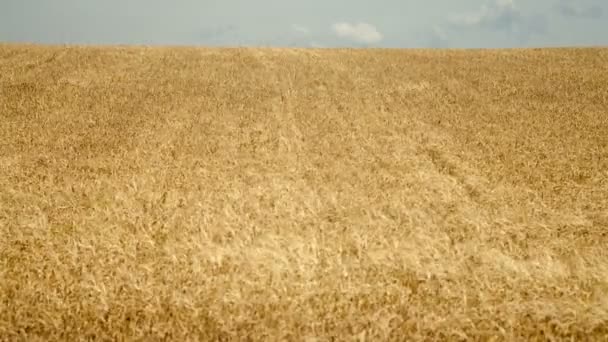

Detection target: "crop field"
[1, 44, 607, 340]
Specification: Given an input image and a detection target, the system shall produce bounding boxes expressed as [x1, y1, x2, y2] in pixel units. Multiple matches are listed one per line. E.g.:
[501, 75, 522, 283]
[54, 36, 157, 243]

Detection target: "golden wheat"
[1, 44, 607, 341]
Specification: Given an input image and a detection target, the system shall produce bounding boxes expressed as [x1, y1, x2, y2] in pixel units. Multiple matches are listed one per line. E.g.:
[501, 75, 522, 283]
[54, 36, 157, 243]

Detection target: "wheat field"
[1, 44, 607, 341]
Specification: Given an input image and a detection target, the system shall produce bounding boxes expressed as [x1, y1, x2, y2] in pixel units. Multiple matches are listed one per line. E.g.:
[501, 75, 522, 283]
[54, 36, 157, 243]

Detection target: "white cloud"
[428, 26, 449, 48]
[431, 0, 548, 47]
[556, 2, 603, 19]
[446, 0, 546, 43]
[449, 0, 520, 30]
[331, 22, 383, 44]
[292, 24, 310, 35]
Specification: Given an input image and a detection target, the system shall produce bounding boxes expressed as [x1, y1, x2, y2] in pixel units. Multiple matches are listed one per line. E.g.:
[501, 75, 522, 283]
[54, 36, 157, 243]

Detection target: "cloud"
[291, 24, 310, 35]
[284, 24, 328, 48]
[331, 22, 383, 44]
[556, 3, 603, 19]
[449, 0, 532, 32]
[444, 0, 546, 45]
[427, 26, 450, 48]
[196, 25, 238, 45]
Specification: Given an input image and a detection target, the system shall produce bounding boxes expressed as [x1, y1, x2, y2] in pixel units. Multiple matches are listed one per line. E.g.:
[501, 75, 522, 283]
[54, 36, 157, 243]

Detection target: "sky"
[1, 0, 606, 48]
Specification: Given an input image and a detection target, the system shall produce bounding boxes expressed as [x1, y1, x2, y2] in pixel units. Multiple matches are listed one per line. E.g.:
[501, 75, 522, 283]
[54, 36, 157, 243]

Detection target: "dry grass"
[1, 44, 607, 341]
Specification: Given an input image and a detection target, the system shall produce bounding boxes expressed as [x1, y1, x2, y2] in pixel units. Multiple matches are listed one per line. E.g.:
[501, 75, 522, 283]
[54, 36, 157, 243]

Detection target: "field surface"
[1, 44, 608, 341]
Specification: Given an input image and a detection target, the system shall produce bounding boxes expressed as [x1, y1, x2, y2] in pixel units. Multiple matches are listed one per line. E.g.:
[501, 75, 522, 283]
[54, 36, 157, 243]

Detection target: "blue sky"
[1, 0, 606, 48]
